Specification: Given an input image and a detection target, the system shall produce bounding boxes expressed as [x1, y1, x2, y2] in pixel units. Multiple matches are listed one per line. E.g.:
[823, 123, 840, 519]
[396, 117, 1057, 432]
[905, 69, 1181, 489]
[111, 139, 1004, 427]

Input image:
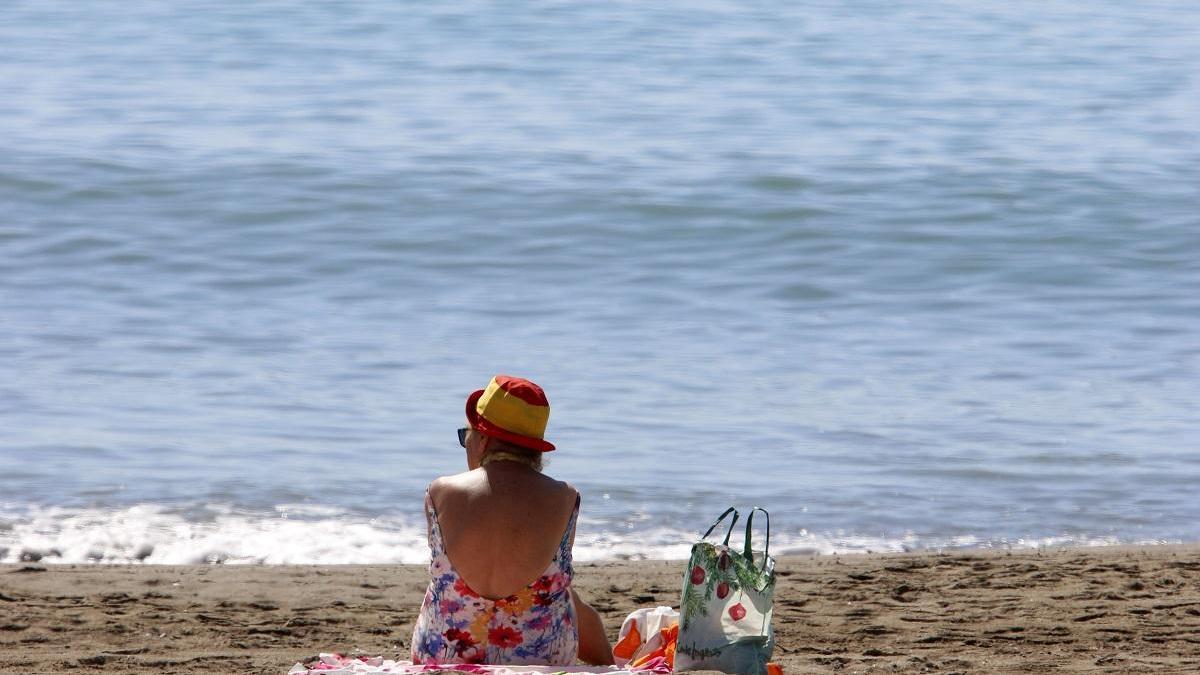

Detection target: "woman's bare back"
[429, 462, 578, 600]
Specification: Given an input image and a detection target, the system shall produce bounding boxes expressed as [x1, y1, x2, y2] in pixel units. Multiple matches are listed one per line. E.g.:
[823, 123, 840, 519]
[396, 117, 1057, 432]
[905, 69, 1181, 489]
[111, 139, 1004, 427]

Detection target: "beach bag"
[676, 507, 775, 675]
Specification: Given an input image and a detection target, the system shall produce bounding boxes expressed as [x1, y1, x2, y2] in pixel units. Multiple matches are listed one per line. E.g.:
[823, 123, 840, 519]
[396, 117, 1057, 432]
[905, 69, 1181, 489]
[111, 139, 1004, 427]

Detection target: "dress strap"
[557, 494, 581, 559]
[424, 491, 445, 557]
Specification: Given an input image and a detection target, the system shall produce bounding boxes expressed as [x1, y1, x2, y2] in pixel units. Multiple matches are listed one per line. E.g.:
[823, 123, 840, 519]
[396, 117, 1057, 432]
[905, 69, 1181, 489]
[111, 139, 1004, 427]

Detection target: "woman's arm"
[572, 588, 614, 665]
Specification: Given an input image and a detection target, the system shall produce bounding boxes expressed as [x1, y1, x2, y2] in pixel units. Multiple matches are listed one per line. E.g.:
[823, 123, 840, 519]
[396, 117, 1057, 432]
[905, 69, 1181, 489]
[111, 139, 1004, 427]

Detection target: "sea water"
[1, 1, 1198, 564]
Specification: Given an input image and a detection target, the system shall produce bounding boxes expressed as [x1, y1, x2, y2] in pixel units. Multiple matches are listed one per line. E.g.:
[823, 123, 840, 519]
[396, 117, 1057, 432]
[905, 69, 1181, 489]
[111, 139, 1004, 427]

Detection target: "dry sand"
[2, 545, 1199, 674]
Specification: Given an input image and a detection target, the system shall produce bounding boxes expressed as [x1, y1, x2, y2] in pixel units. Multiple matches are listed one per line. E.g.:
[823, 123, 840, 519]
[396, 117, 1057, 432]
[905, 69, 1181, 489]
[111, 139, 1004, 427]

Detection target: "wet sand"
[2, 545, 1199, 674]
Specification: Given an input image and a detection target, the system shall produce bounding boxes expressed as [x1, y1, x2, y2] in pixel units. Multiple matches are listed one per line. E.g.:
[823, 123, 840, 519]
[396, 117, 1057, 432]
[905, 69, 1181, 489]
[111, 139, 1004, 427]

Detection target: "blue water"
[1, 1, 1198, 563]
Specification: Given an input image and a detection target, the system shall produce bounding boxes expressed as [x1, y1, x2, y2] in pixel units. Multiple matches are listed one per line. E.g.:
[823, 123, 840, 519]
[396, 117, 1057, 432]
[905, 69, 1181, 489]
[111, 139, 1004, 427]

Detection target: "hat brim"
[465, 389, 556, 453]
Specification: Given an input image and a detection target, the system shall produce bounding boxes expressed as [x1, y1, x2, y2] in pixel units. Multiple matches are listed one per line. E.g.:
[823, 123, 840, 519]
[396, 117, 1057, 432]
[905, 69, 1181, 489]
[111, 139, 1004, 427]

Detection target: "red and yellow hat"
[466, 375, 555, 452]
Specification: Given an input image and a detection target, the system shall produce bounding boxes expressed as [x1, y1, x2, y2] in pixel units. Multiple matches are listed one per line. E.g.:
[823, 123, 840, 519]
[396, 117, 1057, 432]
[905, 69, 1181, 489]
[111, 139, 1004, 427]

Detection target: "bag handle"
[701, 507, 740, 546]
[742, 507, 770, 569]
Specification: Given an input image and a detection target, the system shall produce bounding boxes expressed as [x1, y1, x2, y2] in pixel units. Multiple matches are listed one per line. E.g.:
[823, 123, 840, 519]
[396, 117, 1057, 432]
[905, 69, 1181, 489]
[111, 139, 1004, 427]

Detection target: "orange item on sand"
[630, 624, 678, 670]
[663, 625, 677, 666]
[612, 607, 680, 670]
[612, 621, 642, 662]
[767, 663, 784, 675]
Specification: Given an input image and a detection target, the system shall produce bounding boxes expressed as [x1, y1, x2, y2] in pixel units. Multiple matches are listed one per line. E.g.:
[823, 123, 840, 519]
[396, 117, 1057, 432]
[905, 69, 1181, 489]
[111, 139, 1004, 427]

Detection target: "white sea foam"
[0, 504, 428, 565]
[0, 504, 1175, 566]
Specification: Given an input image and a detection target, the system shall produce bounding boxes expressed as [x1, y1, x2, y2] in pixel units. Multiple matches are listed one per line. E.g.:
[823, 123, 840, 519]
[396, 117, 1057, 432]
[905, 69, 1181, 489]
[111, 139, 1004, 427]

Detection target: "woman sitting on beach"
[411, 375, 614, 666]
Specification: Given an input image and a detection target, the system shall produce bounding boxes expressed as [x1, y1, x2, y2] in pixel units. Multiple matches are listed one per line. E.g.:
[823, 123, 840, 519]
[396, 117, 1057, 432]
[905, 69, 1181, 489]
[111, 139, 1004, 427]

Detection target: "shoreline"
[2, 544, 1198, 674]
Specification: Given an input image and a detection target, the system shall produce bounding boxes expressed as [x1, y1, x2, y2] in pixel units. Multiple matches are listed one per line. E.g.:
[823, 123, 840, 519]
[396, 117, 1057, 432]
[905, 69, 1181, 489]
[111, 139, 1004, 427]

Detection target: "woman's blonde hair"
[481, 438, 545, 472]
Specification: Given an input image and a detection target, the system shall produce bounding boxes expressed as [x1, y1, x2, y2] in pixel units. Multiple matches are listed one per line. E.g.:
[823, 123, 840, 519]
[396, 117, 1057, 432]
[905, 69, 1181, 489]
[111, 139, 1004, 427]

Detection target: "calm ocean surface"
[2, 1, 1198, 564]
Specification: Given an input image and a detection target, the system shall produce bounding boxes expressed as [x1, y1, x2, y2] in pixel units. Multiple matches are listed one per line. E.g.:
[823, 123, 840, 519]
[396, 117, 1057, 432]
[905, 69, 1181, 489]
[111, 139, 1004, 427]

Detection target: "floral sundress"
[410, 494, 580, 665]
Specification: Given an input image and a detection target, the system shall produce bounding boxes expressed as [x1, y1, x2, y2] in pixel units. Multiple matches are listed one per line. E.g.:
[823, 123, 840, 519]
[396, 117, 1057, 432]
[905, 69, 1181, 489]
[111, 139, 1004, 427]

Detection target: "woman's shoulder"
[556, 478, 580, 503]
[428, 469, 481, 491]
[529, 472, 577, 500]
[425, 471, 476, 509]
[542, 477, 580, 516]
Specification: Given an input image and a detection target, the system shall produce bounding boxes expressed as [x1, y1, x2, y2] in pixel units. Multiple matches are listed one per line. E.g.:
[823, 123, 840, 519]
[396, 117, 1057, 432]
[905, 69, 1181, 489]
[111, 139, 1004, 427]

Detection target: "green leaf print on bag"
[680, 508, 740, 628]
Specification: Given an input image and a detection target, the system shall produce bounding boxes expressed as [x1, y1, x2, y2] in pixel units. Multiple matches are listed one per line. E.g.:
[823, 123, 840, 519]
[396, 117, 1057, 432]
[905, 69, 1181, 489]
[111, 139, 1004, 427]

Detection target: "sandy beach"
[2, 545, 1198, 674]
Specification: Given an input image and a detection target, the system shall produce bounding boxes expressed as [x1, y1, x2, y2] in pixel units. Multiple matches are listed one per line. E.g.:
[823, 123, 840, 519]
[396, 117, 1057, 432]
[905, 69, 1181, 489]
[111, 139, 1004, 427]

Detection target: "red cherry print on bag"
[729, 603, 746, 621]
[716, 582, 729, 599]
[717, 551, 731, 570]
[690, 565, 705, 585]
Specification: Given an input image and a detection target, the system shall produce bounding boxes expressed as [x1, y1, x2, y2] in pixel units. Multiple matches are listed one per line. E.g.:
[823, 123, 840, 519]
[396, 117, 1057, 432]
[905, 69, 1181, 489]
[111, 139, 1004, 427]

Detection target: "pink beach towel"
[288, 654, 671, 675]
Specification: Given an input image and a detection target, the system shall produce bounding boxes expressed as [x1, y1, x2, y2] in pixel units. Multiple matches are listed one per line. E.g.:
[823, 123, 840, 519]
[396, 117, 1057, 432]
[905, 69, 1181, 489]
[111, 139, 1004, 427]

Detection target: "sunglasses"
[458, 427, 468, 448]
